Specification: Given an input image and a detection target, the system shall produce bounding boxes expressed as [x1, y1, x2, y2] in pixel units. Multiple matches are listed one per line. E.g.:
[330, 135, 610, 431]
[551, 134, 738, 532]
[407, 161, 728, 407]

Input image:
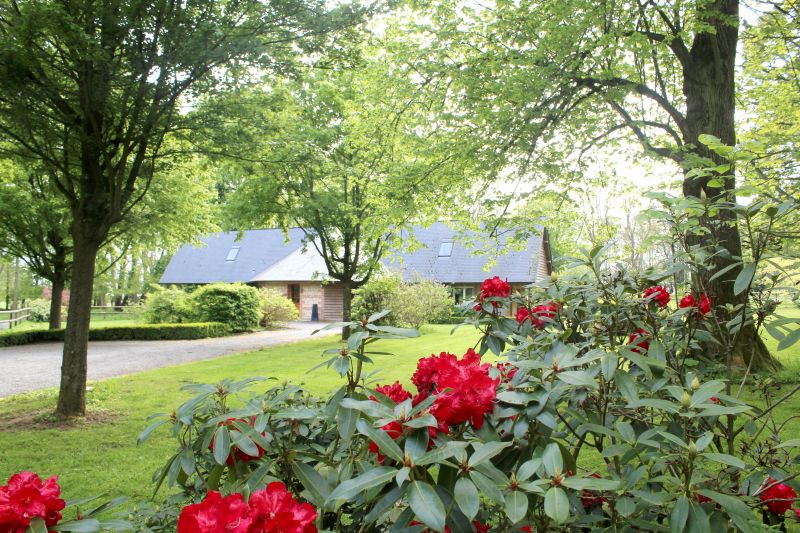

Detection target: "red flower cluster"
[516, 302, 559, 329]
[580, 473, 608, 510]
[177, 483, 317, 533]
[495, 362, 518, 384]
[209, 417, 267, 465]
[679, 293, 712, 316]
[413, 349, 500, 430]
[0, 471, 65, 533]
[478, 276, 511, 308]
[759, 478, 798, 516]
[627, 328, 650, 354]
[643, 286, 670, 308]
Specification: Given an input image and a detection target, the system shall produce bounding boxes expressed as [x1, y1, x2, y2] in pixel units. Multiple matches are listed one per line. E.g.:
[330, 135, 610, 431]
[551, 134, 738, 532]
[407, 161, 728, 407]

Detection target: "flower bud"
[550, 273, 558, 283]
[688, 440, 697, 457]
[691, 377, 700, 391]
[681, 391, 692, 409]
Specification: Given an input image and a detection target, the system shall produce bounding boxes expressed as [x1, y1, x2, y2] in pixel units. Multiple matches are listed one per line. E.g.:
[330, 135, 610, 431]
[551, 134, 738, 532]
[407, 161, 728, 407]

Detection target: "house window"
[451, 285, 475, 304]
[438, 241, 453, 257]
[225, 246, 240, 262]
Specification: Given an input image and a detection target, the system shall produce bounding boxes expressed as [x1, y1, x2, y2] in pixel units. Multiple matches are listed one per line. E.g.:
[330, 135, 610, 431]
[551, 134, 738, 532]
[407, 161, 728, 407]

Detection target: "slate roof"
[385, 223, 546, 284]
[160, 223, 549, 285]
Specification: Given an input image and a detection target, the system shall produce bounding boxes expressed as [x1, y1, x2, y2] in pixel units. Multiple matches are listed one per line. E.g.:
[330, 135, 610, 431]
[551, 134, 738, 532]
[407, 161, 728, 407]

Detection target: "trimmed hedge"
[0, 322, 231, 347]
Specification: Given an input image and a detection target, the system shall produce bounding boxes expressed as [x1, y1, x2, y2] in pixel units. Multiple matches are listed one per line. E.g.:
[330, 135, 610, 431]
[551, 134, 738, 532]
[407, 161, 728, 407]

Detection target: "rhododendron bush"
[139, 191, 799, 531]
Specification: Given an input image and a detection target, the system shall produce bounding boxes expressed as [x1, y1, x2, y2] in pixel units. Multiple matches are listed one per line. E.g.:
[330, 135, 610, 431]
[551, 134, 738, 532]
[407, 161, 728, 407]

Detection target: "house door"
[288, 284, 301, 313]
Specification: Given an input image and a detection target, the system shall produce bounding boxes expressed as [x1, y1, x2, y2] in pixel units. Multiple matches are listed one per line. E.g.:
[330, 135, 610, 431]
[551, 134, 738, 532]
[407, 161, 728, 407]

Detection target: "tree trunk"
[341, 280, 353, 340]
[48, 275, 65, 330]
[55, 233, 99, 418]
[682, 0, 776, 368]
[11, 257, 19, 310]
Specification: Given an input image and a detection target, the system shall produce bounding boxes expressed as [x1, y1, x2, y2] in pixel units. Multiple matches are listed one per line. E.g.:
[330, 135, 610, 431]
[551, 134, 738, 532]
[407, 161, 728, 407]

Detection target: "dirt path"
[0, 322, 325, 398]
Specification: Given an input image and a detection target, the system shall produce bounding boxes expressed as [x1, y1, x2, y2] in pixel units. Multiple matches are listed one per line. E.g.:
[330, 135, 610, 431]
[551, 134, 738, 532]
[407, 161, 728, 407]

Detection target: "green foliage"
[143, 287, 192, 324]
[190, 283, 261, 332]
[390, 278, 453, 329]
[0, 323, 229, 347]
[27, 299, 52, 323]
[350, 274, 402, 324]
[259, 288, 299, 326]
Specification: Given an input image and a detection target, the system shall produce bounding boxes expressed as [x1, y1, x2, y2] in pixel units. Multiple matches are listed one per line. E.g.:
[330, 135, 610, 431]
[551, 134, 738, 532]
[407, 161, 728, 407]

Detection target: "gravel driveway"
[0, 322, 327, 398]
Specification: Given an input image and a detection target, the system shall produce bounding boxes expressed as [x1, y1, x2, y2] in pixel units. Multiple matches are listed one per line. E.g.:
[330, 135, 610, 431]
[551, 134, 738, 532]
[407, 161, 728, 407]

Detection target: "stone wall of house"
[255, 281, 343, 321]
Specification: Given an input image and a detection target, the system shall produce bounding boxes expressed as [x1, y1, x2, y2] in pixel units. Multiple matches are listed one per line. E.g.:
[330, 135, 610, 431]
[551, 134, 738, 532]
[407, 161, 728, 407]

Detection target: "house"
[159, 222, 553, 321]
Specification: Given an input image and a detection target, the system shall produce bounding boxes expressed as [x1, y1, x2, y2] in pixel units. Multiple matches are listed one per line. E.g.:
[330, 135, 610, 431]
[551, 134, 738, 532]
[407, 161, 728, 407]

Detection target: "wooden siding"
[323, 285, 344, 321]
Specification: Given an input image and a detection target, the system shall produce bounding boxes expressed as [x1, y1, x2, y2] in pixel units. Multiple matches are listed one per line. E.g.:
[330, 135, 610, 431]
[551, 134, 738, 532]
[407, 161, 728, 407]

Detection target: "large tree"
[0, 0, 359, 417]
[0, 158, 71, 328]
[400, 0, 775, 366]
[205, 67, 472, 329]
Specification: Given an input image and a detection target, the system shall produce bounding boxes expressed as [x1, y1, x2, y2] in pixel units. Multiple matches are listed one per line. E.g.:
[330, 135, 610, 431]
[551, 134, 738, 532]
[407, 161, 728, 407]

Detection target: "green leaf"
[670, 496, 689, 533]
[52, 519, 102, 532]
[505, 490, 529, 524]
[468, 441, 513, 467]
[543, 487, 569, 524]
[454, 477, 480, 520]
[556, 370, 597, 389]
[326, 467, 397, 503]
[541, 443, 563, 476]
[470, 470, 504, 504]
[733, 263, 755, 295]
[292, 462, 329, 507]
[212, 426, 230, 466]
[356, 419, 403, 463]
[28, 518, 49, 533]
[777, 328, 800, 351]
[137, 419, 168, 445]
[417, 442, 469, 466]
[516, 458, 543, 482]
[407, 481, 445, 532]
[700, 452, 746, 469]
[364, 485, 404, 524]
[336, 406, 359, 441]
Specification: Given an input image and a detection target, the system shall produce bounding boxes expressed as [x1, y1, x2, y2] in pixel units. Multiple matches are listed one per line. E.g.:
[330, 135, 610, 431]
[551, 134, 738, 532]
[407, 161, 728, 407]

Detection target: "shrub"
[390, 278, 453, 328]
[27, 298, 52, 322]
[143, 287, 191, 324]
[0, 322, 230, 347]
[350, 274, 402, 324]
[189, 283, 261, 332]
[140, 144, 800, 533]
[259, 288, 299, 326]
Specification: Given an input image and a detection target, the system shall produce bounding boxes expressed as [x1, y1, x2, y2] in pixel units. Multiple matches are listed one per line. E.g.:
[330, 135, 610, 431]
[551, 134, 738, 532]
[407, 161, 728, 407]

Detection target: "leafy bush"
[141, 144, 800, 532]
[0, 322, 230, 347]
[259, 288, 299, 326]
[189, 283, 261, 332]
[390, 278, 453, 328]
[350, 274, 402, 324]
[27, 298, 52, 322]
[143, 287, 192, 324]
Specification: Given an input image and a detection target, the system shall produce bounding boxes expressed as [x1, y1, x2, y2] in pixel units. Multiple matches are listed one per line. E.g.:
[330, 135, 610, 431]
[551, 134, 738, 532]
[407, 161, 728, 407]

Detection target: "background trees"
[207, 63, 473, 327]
[0, 0, 359, 417]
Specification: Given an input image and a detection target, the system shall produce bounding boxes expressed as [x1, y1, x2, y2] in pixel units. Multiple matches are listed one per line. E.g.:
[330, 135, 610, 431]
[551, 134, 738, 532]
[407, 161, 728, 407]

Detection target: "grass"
[0, 324, 480, 502]
[3, 315, 139, 333]
[0, 319, 797, 509]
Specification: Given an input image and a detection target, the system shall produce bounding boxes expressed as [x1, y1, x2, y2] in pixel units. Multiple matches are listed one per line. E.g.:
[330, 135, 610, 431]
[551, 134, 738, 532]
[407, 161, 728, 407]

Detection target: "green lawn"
[0, 320, 797, 508]
[0, 324, 480, 502]
[2, 315, 139, 333]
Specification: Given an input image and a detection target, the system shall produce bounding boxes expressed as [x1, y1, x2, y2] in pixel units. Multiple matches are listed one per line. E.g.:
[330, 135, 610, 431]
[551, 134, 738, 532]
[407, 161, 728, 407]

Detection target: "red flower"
[479, 276, 511, 307]
[177, 491, 251, 533]
[679, 293, 712, 316]
[0, 471, 65, 532]
[710, 397, 720, 404]
[516, 306, 531, 324]
[371, 381, 412, 404]
[760, 478, 797, 515]
[413, 349, 499, 430]
[245, 482, 317, 533]
[643, 286, 670, 308]
[496, 362, 518, 383]
[531, 302, 559, 328]
[627, 328, 650, 354]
